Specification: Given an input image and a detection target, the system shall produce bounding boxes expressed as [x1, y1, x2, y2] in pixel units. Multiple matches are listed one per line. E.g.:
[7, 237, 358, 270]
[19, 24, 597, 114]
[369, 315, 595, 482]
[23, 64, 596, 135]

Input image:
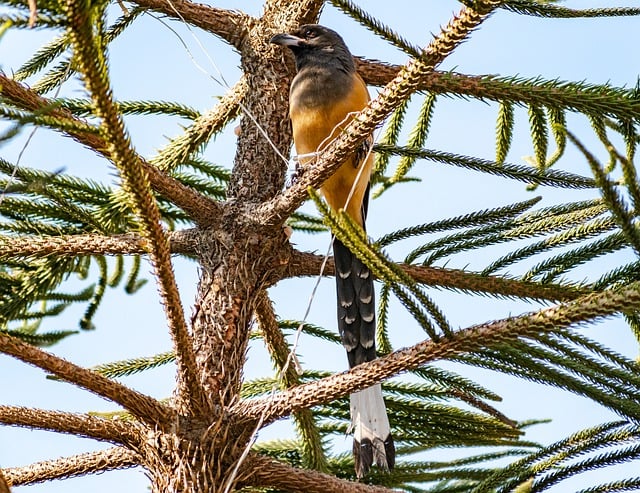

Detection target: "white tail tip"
[350, 384, 395, 478]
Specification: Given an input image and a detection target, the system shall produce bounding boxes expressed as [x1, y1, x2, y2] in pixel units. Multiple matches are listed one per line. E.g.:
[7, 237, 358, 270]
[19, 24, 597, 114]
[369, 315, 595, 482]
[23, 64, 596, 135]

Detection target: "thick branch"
[125, 0, 251, 50]
[0, 229, 199, 258]
[0, 332, 174, 426]
[0, 74, 221, 225]
[0, 470, 8, 493]
[257, 1, 502, 226]
[242, 453, 400, 493]
[3, 447, 139, 487]
[286, 250, 587, 302]
[235, 280, 640, 424]
[0, 405, 135, 444]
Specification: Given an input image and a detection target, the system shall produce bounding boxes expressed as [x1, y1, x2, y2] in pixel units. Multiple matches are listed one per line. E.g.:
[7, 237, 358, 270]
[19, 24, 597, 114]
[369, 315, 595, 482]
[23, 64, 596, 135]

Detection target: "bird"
[271, 24, 395, 478]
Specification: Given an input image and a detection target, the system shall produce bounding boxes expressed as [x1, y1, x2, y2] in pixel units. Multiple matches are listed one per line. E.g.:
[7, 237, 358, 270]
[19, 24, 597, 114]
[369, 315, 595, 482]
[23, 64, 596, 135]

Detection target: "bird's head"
[270, 24, 354, 72]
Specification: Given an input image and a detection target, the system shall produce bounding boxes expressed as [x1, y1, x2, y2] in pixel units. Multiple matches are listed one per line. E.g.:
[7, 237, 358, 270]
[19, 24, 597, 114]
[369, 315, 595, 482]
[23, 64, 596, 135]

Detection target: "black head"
[270, 24, 355, 73]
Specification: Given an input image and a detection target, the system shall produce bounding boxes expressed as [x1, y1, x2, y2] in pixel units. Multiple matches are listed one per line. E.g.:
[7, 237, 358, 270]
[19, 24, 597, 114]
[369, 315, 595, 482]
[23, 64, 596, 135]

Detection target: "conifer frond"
[495, 100, 514, 165]
[567, 131, 640, 256]
[541, 106, 566, 171]
[177, 158, 231, 184]
[524, 232, 625, 283]
[527, 104, 548, 169]
[57, 98, 201, 120]
[482, 214, 615, 276]
[313, 189, 453, 339]
[278, 320, 341, 344]
[376, 93, 437, 197]
[501, 1, 640, 19]
[373, 98, 410, 182]
[436, 73, 640, 122]
[456, 332, 640, 422]
[592, 261, 640, 290]
[0, 12, 64, 28]
[376, 282, 392, 353]
[169, 171, 226, 200]
[328, 0, 422, 58]
[374, 144, 595, 189]
[20, 6, 143, 94]
[472, 422, 640, 493]
[13, 33, 69, 81]
[406, 199, 607, 268]
[92, 351, 175, 378]
[378, 197, 541, 247]
[0, 103, 99, 135]
[286, 211, 326, 233]
[1, 327, 77, 346]
[576, 478, 640, 493]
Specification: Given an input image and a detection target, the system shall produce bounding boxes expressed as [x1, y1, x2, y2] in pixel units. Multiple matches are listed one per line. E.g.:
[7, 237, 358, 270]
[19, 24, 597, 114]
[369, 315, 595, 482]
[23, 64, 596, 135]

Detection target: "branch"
[125, 0, 250, 50]
[0, 405, 135, 443]
[242, 453, 401, 493]
[3, 447, 139, 487]
[355, 62, 640, 121]
[286, 250, 587, 302]
[0, 229, 199, 258]
[0, 470, 8, 493]
[151, 77, 247, 173]
[257, 1, 502, 226]
[254, 290, 327, 471]
[0, 74, 221, 225]
[262, 0, 324, 27]
[235, 280, 640, 424]
[0, 332, 174, 426]
[63, 0, 202, 413]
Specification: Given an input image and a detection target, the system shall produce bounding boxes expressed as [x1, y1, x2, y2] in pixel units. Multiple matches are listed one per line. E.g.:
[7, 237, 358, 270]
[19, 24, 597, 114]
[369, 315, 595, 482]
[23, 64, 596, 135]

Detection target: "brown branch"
[242, 453, 400, 493]
[3, 447, 139, 487]
[126, 0, 251, 50]
[286, 250, 587, 302]
[235, 280, 640, 424]
[0, 74, 221, 226]
[257, 1, 502, 227]
[0, 332, 174, 427]
[0, 405, 136, 444]
[0, 470, 9, 493]
[0, 229, 199, 258]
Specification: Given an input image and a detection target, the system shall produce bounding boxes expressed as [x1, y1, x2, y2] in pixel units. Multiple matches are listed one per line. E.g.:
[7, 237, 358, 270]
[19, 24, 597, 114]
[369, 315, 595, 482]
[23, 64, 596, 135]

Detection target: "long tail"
[333, 237, 395, 477]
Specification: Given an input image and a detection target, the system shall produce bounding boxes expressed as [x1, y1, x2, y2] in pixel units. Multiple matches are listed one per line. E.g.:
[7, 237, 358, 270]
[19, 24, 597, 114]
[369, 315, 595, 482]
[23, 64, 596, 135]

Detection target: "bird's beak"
[270, 33, 303, 47]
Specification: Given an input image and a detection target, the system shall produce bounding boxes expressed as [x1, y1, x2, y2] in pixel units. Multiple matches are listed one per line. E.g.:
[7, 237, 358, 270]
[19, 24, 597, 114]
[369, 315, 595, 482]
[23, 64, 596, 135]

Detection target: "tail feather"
[350, 385, 395, 478]
[333, 225, 395, 477]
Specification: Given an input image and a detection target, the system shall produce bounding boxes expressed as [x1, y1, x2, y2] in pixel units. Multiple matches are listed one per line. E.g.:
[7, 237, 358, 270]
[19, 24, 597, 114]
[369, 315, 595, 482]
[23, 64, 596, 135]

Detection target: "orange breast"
[290, 74, 373, 226]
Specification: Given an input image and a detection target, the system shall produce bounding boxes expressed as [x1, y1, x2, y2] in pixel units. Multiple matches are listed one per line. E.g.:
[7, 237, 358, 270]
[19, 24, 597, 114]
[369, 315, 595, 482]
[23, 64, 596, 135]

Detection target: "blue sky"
[1, 1, 640, 491]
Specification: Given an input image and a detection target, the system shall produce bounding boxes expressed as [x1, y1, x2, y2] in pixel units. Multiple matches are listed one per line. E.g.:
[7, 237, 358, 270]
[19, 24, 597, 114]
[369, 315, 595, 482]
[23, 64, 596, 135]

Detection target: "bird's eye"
[303, 29, 317, 39]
